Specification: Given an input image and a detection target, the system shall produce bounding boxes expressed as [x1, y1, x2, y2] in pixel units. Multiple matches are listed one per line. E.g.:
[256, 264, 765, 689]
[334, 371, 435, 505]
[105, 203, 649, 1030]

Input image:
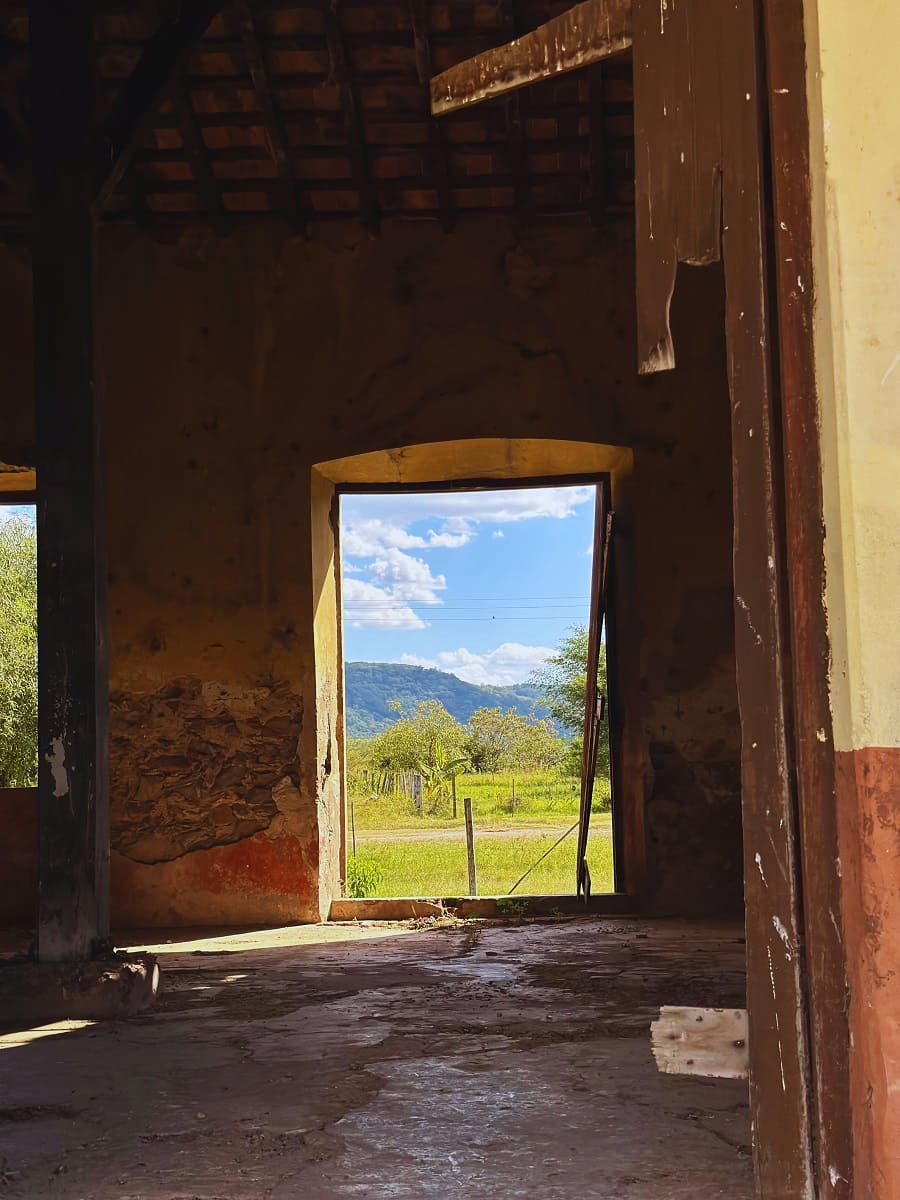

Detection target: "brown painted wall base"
[835, 746, 900, 1199]
[110, 830, 320, 927]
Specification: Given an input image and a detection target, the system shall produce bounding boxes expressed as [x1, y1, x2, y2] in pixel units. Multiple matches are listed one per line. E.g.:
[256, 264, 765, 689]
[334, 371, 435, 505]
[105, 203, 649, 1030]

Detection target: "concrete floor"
[0, 917, 753, 1199]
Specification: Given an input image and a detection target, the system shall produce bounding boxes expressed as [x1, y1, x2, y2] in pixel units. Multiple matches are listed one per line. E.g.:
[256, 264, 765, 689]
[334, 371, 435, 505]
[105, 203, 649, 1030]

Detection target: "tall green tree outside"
[529, 624, 610, 784]
[0, 514, 38, 787]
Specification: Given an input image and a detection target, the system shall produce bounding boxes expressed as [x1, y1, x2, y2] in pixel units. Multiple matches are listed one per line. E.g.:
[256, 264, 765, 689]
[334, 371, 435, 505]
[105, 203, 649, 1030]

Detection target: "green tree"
[465, 706, 565, 773]
[528, 625, 609, 782]
[0, 514, 38, 787]
[370, 699, 466, 773]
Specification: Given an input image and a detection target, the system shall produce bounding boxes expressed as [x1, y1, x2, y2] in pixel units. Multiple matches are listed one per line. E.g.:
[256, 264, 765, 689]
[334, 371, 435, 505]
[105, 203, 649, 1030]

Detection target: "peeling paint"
[47, 738, 68, 799]
[772, 915, 794, 961]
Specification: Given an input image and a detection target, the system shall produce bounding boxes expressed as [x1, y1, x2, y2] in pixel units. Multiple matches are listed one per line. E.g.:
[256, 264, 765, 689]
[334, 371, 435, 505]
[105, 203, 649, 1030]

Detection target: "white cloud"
[344, 486, 593, 532]
[342, 516, 473, 559]
[367, 548, 446, 604]
[400, 642, 554, 687]
[340, 486, 594, 632]
[342, 578, 426, 630]
[343, 549, 446, 628]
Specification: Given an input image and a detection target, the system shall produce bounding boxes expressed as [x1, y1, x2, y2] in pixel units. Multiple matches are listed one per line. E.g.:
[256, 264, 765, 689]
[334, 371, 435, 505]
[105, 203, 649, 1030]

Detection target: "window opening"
[338, 480, 616, 900]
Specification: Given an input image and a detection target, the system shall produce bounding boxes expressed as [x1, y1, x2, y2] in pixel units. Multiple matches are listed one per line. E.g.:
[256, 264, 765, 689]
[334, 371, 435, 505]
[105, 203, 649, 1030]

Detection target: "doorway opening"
[336, 475, 618, 902]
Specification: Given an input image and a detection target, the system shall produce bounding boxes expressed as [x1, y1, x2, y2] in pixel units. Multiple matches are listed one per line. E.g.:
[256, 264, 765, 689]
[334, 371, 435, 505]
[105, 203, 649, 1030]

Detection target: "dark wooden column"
[30, 1, 109, 961]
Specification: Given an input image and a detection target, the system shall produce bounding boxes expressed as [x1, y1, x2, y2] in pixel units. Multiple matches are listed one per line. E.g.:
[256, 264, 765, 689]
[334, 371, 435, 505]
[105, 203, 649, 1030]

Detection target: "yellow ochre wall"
[806, 1, 900, 1193]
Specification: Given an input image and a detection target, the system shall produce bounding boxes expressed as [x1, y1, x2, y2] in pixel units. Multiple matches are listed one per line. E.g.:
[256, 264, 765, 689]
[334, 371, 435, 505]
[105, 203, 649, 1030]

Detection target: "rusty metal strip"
[430, 0, 632, 117]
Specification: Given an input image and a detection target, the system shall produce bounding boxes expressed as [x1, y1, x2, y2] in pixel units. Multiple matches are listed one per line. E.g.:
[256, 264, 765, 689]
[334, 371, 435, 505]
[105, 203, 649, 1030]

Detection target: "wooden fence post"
[451, 773, 457, 819]
[464, 797, 477, 895]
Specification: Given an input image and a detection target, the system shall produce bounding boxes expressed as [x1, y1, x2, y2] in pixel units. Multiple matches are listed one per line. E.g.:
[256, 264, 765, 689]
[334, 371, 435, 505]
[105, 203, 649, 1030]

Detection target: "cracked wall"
[1, 217, 740, 925]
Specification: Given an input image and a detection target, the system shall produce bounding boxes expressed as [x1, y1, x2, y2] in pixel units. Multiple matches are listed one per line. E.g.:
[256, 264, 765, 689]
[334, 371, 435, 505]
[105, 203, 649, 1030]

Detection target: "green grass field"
[351, 823, 614, 898]
[349, 769, 606, 832]
[346, 769, 614, 898]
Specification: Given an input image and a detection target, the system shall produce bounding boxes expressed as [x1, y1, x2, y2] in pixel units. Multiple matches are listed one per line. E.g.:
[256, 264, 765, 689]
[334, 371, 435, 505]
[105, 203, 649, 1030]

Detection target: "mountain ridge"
[344, 660, 548, 737]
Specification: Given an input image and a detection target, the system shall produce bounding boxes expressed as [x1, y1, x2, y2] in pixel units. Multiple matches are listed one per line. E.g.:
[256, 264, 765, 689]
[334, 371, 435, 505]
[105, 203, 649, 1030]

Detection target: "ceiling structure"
[0, 0, 634, 236]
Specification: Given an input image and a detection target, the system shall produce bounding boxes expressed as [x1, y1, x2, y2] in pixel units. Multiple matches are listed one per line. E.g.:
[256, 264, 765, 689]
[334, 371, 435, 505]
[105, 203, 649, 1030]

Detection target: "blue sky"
[0, 503, 35, 527]
[2, 496, 594, 687]
[340, 486, 596, 686]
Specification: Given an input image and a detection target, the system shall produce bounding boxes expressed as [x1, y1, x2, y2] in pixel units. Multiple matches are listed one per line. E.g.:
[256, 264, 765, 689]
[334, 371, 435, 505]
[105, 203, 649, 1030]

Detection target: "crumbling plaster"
[2, 217, 740, 925]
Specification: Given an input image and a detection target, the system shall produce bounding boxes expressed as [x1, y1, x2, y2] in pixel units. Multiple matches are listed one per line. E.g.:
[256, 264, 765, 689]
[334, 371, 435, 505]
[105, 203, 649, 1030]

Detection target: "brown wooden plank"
[718, 3, 815, 1194]
[93, 0, 224, 215]
[430, 0, 632, 117]
[632, 0, 724, 374]
[760, 1, 852, 1194]
[30, 0, 110, 963]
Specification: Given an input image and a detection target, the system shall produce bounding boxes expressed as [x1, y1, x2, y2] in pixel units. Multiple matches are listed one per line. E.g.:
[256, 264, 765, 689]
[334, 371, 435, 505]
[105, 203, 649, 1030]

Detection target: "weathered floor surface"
[0, 918, 752, 1199]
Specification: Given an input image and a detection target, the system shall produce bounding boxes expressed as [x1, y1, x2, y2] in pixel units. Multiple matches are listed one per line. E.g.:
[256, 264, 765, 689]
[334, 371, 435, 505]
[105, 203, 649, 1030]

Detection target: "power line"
[341, 594, 588, 605]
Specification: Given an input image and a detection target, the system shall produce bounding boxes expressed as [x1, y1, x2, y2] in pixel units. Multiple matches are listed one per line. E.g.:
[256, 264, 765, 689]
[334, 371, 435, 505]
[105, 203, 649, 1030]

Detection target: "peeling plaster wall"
[805, 2, 900, 1193]
[2, 218, 740, 926]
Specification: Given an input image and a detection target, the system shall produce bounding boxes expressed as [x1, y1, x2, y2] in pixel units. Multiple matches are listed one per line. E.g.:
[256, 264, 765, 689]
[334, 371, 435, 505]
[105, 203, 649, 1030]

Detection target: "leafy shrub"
[0, 512, 37, 787]
[345, 855, 385, 898]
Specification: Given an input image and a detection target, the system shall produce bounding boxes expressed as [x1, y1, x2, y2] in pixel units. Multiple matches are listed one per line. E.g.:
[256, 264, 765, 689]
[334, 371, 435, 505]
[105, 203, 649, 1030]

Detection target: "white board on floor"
[651, 1006, 749, 1079]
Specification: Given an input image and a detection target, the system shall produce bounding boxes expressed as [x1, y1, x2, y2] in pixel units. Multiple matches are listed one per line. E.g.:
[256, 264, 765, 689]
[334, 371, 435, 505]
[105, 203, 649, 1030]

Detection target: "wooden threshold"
[329, 893, 635, 921]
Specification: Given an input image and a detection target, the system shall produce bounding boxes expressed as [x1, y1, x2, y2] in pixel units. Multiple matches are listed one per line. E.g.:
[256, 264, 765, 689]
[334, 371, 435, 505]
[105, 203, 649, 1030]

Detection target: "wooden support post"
[30, 0, 109, 962]
[464, 797, 477, 895]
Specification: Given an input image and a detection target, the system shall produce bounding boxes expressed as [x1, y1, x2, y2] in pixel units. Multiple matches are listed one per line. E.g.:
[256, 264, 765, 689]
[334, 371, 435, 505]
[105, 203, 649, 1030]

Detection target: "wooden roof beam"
[172, 77, 229, 234]
[409, 0, 455, 232]
[501, 0, 530, 223]
[234, 0, 306, 230]
[430, 0, 632, 117]
[323, 0, 380, 234]
[93, 1, 225, 216]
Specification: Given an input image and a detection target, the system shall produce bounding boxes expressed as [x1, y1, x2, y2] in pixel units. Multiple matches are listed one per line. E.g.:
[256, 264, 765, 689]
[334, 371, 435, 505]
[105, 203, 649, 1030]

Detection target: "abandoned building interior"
[0, 1, 896, 1197]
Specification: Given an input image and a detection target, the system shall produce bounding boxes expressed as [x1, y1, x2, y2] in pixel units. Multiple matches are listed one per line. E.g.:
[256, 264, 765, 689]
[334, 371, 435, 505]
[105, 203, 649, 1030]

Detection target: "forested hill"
[345, 662, 548, 737]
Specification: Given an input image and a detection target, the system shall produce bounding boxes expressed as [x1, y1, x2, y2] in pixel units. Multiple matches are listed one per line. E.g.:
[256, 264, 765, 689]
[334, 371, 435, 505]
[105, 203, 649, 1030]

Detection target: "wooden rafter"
[430, 0, 632, 116]
[234, 0, 306, 230]
[501, 0, 530, 221]
[587, 63, 606, 224]
[409, 0, 455, 232]
[93, 0, 225, 216]
[172, 77, 228, 233]
[323, 0, 379, 233]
